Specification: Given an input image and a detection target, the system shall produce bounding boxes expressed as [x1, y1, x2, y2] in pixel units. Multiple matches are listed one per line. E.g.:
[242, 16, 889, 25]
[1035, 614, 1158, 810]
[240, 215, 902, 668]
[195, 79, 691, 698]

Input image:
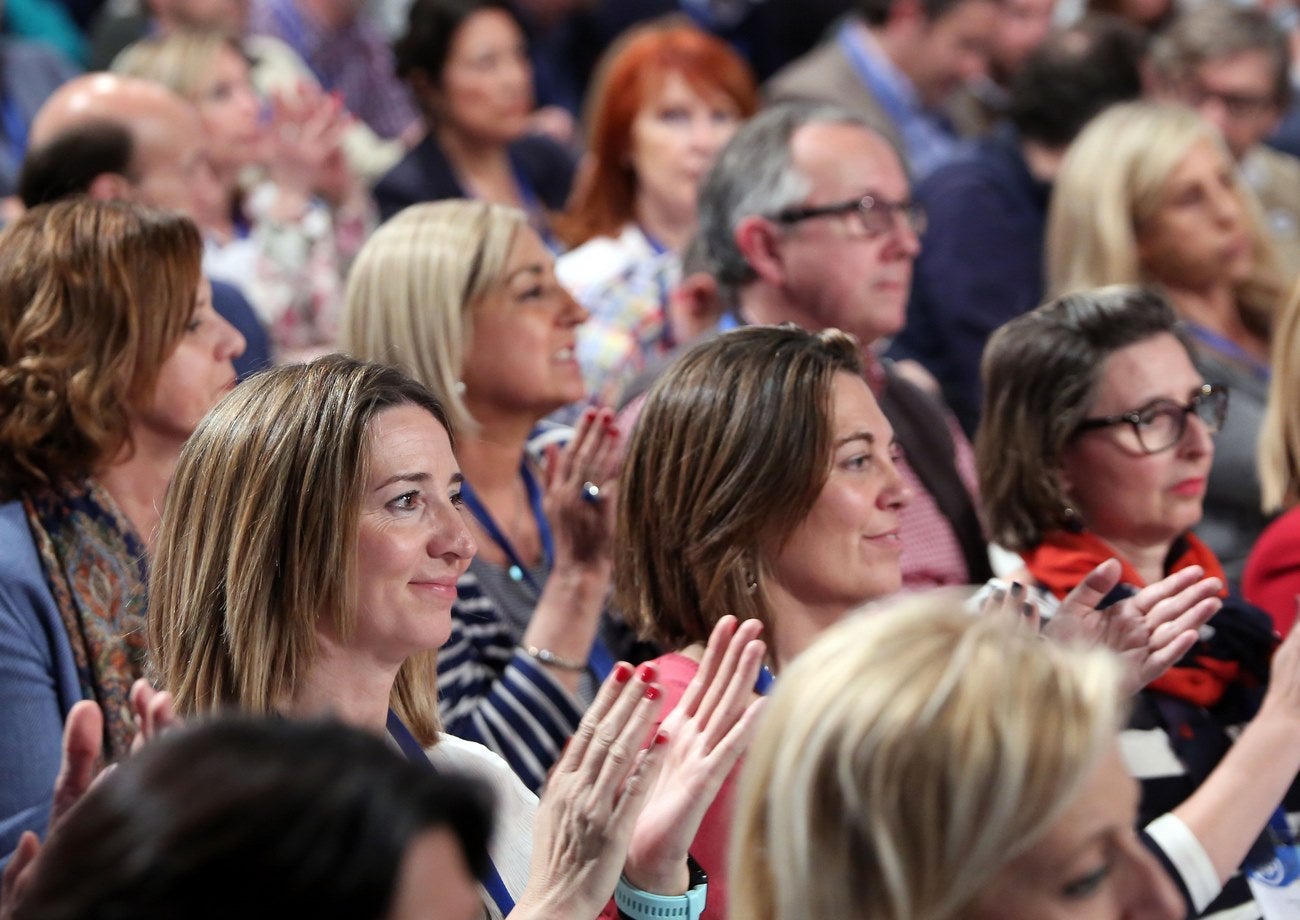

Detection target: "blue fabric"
[0, 38, 80, 197]
[210, 280, 272, 380]
[835, 21, 963, 181]
[373, 133, 574, 224]
[887, 126, 1050, 435]
[0, 500, 80, 868]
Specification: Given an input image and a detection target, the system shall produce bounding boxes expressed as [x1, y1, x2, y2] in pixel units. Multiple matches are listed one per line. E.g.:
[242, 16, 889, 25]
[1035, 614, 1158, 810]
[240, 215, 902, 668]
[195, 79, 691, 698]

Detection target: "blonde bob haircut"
[112, 29, 244, 102]
[148, 355, 452, 746]
[1047, 101, 1283, 341]
[342, 200, 527, 434]
[731, 596, 1123, 920]
[0, 198, 200, 499]
[615, 325, 863, 649]
[1259, 278, 1300, 512]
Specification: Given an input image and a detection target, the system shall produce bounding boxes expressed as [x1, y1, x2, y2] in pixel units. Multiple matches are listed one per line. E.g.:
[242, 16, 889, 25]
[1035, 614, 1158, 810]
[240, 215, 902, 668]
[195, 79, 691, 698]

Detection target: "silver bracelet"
[524, 646, 586, 672]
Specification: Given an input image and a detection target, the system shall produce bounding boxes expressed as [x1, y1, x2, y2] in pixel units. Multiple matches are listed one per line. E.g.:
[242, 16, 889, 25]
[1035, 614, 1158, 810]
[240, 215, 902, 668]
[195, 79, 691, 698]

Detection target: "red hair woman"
[554, 22, 757, 410]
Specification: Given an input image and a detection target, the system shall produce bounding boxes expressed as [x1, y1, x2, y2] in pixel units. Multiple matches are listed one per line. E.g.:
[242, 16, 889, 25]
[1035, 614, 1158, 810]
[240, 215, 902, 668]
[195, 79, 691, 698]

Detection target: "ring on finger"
[581, 481, 601, 504]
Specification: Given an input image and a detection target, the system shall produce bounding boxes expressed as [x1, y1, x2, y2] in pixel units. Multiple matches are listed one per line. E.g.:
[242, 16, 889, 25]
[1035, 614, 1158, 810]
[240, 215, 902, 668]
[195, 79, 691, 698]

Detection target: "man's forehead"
[790, 122, 909, 197]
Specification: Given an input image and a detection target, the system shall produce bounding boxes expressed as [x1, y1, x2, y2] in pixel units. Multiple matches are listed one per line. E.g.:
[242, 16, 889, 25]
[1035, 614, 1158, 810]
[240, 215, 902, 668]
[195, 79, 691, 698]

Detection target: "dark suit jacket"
[372, 132, 575, 224]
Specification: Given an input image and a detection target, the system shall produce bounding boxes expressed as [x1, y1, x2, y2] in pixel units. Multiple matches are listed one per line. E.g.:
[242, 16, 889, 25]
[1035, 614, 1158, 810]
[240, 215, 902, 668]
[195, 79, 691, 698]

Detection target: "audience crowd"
[2, 0, 1300, 918]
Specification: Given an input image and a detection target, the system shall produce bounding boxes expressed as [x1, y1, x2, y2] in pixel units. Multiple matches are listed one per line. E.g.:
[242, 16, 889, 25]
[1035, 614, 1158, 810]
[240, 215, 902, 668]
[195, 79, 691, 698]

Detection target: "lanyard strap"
[458, 464, 614, 682]
[458, 463, 553, 593]
[386, 710, 518, 916]
[836, 22, 913, 131]
[1185, 323, 1271, 383]
[1, 94, 27, 172]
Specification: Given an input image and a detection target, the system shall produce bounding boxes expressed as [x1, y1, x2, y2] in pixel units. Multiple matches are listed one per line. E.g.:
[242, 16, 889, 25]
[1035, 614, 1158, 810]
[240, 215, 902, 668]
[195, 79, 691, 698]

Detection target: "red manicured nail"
[636, 663, 657, 683]
[644, 684, 661, 701]
[613, 662, 633, 683]
[654, 730, 669, 745]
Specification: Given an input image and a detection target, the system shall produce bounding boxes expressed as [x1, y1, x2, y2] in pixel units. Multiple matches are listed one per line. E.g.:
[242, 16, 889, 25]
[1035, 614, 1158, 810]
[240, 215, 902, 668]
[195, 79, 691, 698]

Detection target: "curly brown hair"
[0, 198, 202, 499]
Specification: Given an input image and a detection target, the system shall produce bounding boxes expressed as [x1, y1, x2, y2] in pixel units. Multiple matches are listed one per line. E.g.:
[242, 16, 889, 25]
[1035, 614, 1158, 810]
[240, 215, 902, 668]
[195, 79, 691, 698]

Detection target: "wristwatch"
[614, 856, 708, 920]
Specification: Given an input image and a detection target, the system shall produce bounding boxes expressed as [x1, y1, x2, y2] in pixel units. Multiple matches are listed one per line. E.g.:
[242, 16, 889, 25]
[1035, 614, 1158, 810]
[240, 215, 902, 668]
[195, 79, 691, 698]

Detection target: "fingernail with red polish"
[654, 730, 669, 745]
[636, 663, 657, 683]
[613, 662, 633, 683]
[645, 684, 661, 701]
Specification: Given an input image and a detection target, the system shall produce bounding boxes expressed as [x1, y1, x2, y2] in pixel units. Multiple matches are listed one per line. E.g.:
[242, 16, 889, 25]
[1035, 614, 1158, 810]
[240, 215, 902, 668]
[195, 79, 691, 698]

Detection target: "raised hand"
[513, 662, 669, 918]
[541, 407, 620, 571]
[623, 616, 767, 894]
[1044, 559, 1222, 694]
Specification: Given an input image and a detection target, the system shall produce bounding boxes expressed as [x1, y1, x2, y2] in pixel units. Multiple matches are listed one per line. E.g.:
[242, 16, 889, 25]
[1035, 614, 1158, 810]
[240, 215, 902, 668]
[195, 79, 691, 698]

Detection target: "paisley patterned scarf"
[24, 479, 148, 760]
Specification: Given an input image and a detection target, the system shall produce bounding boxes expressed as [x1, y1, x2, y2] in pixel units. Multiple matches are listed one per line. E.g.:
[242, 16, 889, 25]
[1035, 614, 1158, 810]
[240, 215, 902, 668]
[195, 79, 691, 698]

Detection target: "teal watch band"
[614, 858, 708, 920]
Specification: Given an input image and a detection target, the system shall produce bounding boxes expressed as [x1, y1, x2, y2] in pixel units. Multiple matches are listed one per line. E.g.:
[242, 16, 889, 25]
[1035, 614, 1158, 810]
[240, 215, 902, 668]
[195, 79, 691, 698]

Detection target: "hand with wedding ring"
[541, 407, 620, 570]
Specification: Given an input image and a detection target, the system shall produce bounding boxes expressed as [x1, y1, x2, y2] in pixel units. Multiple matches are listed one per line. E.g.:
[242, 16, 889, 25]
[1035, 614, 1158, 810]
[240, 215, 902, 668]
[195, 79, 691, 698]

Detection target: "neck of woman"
[634, 193, 694, 254]
[454, 408, 535, 494]
[436, 125, 520, 207]
[95, 431, 182, 553]
[286, 636, 400, 736]
[1097, 532, 1172, 587]
[1165, 283, 1267, 360]
[763, 584, 853, 674]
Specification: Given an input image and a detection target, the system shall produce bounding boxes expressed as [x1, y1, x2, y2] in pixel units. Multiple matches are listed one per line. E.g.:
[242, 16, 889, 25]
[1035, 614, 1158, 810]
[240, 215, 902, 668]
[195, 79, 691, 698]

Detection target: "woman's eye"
[390, 491, 419, 511]
[659, 107, 690, 123]
[1061, 862, 1110, 899]
[450, 490, 465, 508]
[843, 454, 873, 471]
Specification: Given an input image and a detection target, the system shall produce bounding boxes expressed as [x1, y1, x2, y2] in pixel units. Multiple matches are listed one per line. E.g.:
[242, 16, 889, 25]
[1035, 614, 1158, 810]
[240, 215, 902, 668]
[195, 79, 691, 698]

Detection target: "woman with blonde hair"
[731, 598, 1188, 920]
[1245, 278, 1300, 634]
[1047, 100, 1287, 580]
[114, 29, 372, 361]
[0, 198, 244, 861]
[343, 199, 625, 793]
[146, 354, 764, 920]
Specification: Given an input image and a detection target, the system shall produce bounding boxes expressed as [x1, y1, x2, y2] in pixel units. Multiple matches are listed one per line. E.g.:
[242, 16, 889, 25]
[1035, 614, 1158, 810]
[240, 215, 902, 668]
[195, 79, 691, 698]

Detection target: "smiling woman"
[615, 324, 911, 918]
[343, 200, 626, 793]
[0, 198, 244, 863]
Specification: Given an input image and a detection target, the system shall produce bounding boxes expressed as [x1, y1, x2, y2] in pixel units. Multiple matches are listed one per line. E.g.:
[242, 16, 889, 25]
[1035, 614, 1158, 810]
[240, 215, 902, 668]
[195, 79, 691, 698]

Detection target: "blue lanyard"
[458, 463, 553, 592]
[1185, 322, 1271, 383]
[458, 463, 615, 682]
[386, 710, 518, 916]
[754, 666, 775, 695]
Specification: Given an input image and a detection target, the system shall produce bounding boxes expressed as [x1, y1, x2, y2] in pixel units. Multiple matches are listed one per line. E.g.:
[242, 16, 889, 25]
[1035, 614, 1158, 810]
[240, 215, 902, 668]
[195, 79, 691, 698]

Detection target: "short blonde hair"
[112, 29, 241, 102]
[1259, 278, 1300, 512]
[1047, 101, 1283, 341]
[731, 596, 1122, 920]
[148, 356, 452, 746]
[342, 200, 527, 434]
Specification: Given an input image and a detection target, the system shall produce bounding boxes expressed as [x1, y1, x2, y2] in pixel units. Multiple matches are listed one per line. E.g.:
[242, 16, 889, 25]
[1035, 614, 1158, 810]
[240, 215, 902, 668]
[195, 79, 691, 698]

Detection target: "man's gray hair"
[697, 101, 892, 287]
[1150, 3, 1292, 108]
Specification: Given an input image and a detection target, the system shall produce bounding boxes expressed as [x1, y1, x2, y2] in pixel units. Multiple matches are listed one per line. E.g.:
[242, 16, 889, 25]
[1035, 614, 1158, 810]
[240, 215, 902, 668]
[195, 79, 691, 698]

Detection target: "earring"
[742, 565, 759, 595]
[454, 380, 467, 396]
[1061, 502, 1084, 533]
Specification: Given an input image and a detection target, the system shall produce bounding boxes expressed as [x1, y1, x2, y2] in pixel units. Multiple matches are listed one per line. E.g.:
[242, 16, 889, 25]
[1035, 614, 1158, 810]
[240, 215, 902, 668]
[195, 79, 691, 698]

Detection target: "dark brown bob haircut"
[976, 284, 1195, 551]
[616, 324, 862, 649]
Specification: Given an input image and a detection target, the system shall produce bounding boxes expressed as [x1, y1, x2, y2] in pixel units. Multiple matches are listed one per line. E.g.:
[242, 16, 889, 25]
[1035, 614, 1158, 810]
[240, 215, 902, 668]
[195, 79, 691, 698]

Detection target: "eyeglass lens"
[1132, 389, 1226, 453]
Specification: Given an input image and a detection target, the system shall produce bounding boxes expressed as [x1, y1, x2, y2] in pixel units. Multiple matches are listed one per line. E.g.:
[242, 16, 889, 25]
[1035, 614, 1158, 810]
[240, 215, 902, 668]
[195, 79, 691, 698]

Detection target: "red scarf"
[1024, 529, 1236, 707]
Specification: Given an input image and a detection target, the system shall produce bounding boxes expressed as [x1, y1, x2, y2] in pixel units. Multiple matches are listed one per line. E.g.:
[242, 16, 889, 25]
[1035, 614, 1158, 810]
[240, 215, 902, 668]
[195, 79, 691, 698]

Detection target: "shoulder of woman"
[428, 733, 540, 809]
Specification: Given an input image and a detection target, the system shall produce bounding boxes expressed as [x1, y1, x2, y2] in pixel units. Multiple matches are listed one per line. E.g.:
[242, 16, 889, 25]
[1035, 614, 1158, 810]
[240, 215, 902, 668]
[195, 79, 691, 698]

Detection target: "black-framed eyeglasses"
[1074, 383, 1229, 455]
[1187, 83, 1278, 119]
[772, 195, 927, 238]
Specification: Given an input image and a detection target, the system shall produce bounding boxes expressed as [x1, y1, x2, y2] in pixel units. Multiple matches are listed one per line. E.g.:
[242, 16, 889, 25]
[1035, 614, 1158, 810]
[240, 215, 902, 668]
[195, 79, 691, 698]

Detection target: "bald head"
[28, 73, 216, 218]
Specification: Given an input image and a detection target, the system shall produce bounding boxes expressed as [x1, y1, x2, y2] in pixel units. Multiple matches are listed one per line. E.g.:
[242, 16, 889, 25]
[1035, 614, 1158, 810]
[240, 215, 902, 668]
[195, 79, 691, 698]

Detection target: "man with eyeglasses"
[1151, 2, 1300, 278]
[694, 101, 992, 589]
